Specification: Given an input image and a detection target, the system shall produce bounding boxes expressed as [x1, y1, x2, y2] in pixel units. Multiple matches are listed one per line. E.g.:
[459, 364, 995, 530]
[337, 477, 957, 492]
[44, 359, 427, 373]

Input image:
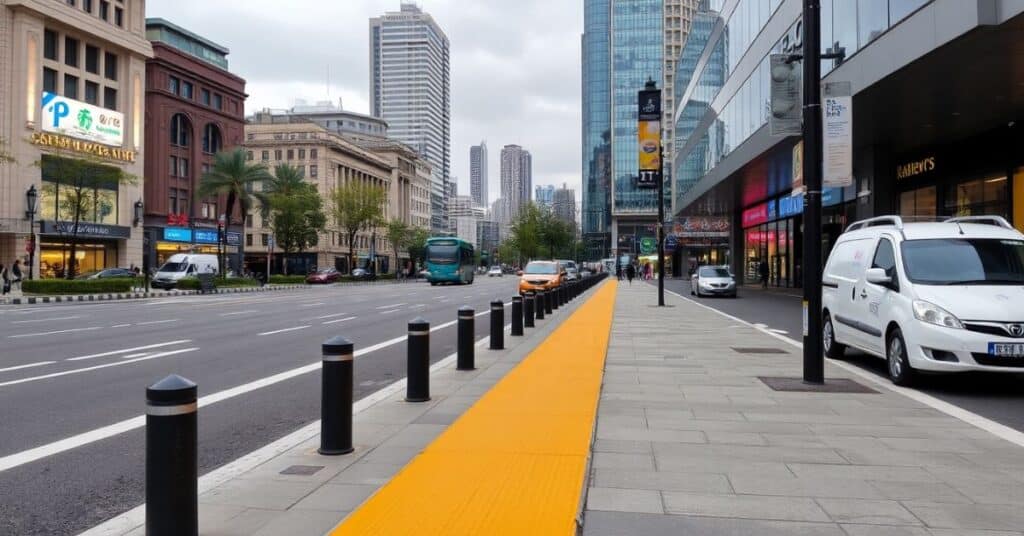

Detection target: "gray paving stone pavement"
[582, 282, 1024, 536]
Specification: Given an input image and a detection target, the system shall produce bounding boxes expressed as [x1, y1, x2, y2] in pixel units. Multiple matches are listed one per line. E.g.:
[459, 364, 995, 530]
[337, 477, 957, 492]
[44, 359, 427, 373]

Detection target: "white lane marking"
[2, 308, 511, 476]
[0, 348, 198, 389]
[299, 302, 325, 308]
[257, 325, 310, 336]
[219, 310, 256, 317]
[768, 328, 789, 335]
[67, 340, 193, 362]
[110, 324, 132, 328]
[120, 353, 150, 359]
[0, 361, 57, 373]
[309, 312, 349, 320]
[375, 303, 407, 310]
[10, 316, 81, 324]
[136, 319, 179, 326]
[379, 309, 402, 315]
[408, 304, 426, 309]
[9, 327, 103, 339]
[662, 287, 1024, 450]
[322, 316, 356, 325]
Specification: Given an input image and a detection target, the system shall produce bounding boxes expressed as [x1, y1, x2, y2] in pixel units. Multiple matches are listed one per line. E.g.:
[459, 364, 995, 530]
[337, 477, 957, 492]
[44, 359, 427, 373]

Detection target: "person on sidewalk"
[625, 262, 635, 284]
[616, 265, 623, 281]
[11, 259, 23, 293]
[758, 259, 769, 288]
[1, 263, 9, 296]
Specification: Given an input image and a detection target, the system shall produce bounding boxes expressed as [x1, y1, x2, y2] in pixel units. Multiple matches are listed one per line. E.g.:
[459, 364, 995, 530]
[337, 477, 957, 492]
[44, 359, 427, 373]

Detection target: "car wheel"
[887, 328, 915, 386]
[822, 313, 846, 359]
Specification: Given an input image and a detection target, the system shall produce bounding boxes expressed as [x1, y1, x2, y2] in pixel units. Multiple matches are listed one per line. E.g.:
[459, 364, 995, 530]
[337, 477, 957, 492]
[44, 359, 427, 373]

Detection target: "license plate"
[989, 343, 1024, 357]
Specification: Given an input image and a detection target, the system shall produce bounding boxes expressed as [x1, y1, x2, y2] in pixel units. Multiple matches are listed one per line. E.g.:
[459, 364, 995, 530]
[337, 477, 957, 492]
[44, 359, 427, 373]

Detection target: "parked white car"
[821, 215, 1024, 385]
[487, 266, 503, 277]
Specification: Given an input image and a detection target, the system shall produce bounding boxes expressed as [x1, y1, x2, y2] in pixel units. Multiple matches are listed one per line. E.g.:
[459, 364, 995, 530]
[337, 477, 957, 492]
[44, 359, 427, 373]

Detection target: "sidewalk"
[584, 282, 1024, 535]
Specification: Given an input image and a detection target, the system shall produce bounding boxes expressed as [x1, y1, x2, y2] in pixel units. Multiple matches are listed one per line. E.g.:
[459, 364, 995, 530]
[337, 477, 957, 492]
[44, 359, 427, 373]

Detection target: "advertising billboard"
[636, 88, 661, 188]
[41, 91, 124, 147]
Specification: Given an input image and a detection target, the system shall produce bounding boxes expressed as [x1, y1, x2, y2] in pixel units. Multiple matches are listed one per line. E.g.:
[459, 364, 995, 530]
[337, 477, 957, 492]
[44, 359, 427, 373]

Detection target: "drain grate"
[758, 376, 878, 393]
[279, 465, 325, 476]
[732, 347, 788, 354]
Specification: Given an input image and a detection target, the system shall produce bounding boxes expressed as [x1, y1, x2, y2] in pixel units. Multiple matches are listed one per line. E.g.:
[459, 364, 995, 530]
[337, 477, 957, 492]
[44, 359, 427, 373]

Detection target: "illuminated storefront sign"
[41, 92, 124, 146]
[30, 132, 136, 162]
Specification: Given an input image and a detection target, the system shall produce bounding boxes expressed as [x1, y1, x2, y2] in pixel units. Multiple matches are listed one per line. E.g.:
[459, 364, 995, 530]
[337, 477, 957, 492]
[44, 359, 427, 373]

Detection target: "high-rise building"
[470, 142, 488, 207]
[582, 0, 677, 261]
[370, 2, 450, 234]
[500, 144, 532, 219]
[0, 0, 152, 278]
[662, 0, 696, 207]
[535, 185, 555, 209]
[553, 184, 577, 228]
[143, 18, 246, 273]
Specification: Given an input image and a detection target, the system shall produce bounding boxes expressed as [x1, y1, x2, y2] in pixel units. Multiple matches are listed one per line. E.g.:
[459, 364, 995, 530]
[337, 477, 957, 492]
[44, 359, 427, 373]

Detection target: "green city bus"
[424, 237, 475, 285]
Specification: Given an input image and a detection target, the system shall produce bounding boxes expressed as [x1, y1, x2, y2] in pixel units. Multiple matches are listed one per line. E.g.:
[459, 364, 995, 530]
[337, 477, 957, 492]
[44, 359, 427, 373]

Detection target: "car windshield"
[699, 267, 731, 278]
[901, 238, 1024, 285]
[159, 262, 188, 272]
[524, 262, 557, 275]
[75, 271, 99, 279]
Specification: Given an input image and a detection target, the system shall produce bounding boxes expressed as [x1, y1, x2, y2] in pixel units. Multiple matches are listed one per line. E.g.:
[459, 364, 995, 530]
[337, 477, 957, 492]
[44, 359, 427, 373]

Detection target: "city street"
[0, 277, 519, 535]
[657, 279, 1024, 434]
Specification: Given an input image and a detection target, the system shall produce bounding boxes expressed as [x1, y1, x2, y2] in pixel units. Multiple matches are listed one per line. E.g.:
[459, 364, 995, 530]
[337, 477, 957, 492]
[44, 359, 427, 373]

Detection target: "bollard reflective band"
[408, 330, 430, 335]
[146, 402, 197, 416]
[323, 353, 354, 362]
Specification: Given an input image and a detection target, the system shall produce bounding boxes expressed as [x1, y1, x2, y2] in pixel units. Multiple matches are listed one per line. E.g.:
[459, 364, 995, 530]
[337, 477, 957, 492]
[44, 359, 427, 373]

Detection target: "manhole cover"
[732, 347, 788, 354]
[758, 377, 878, 393]
[279, 465, 325, 476]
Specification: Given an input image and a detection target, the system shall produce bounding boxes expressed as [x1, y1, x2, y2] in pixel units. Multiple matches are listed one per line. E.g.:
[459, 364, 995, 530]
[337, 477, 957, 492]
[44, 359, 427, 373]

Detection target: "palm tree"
[255, 164, 326, 274]
[199, 148, 270, 278]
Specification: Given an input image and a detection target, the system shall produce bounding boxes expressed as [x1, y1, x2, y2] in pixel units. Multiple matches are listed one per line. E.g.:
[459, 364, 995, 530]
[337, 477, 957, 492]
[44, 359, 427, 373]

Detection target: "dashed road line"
[376, 303, 407, 310]
[257, 325, 310, 336]
[10, 316, 81, 324]
[136, 319, 179, 326]
[299, 302, 326, 308]
[219, 310, 256, 317]
[8, 326, 104, 339]
[322, 317, 357, 325]
[66, 340, 193, 362]
[0, 348, 198, 389]
[0, 361, 57, 373]
[111, 324, 132, 328]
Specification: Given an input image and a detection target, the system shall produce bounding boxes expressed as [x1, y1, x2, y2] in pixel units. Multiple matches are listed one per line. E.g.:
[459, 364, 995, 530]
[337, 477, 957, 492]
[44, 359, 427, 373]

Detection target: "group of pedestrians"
[1, 260, 24, 295]
[615, 261, 655, 285]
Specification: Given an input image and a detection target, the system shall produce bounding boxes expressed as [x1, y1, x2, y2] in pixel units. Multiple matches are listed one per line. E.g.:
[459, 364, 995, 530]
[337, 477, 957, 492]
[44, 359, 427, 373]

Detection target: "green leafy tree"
[255, 164, 326, 275]
[538, 209, 573, 259]
[384, 218, 410, 276]
[329, 181, 386, 274]
[405, 226, 431, 269]
[36, 155, 136, 279]
[199, 148, 271, 278]
[507, 203, 544, 264]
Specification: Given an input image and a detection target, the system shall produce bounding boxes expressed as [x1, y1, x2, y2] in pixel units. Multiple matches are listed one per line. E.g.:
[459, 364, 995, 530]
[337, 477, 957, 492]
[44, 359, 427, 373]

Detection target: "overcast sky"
[147, 0, 584, 205]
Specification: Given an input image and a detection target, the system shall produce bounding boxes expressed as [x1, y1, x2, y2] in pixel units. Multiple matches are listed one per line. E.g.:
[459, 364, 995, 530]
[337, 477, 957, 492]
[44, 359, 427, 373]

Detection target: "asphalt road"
[0, 276, 527, 535]
[656, 278, 1024, 434]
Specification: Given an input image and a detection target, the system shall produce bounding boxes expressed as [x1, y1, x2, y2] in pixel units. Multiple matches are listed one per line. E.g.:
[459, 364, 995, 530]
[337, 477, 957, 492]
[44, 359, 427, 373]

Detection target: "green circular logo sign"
[639, 237, 656, 255]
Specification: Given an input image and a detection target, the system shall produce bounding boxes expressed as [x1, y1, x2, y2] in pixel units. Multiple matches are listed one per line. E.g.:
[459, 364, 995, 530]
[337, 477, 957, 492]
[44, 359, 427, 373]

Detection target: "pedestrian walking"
[11, 259, 23, 292]
[1, 263, 9, 296]
[758, 259, 769, 289]
[616, 265, 623, 281]
[625, 263, 636, 285]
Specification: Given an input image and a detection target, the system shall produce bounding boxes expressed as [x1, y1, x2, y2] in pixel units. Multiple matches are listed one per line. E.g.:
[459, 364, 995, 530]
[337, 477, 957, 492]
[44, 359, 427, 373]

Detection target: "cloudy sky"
[148, 0, 584, 205]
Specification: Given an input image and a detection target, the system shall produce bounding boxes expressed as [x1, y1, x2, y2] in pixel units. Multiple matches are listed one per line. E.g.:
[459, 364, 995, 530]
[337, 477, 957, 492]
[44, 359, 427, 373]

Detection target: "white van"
[152, 254, 219, 289]
[822, 215, 1024, 385]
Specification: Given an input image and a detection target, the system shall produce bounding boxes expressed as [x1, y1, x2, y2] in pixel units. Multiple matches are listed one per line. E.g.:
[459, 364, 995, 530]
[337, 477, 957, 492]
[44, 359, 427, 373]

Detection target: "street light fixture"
[25, 185, 38, 280]
[133, 199, 144, 226]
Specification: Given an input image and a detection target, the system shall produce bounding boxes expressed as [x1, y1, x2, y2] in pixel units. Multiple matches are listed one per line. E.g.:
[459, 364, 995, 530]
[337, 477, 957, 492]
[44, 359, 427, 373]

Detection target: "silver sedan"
[691, 266, 737, 298]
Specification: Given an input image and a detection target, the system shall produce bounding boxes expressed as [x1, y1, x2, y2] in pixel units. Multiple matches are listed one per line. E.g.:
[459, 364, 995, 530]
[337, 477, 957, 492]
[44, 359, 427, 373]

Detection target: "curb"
[1, 284, 313, 306]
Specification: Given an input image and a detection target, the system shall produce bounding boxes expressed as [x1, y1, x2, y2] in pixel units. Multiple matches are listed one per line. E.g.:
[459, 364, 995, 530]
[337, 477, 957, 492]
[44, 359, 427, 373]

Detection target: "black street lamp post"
[25, 185, 38, 280]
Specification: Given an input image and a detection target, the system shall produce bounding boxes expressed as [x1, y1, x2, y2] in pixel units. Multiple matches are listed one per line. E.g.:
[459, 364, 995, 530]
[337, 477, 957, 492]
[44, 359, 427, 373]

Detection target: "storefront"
[670, 216, 731, 276]
[148, 226, 241, 270]
[37, 221, 131, 278]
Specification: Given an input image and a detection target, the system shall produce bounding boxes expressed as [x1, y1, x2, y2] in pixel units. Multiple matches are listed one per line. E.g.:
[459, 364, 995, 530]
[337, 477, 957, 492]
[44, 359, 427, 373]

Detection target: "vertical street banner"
[792, 140, 804, 194]
[637, 88, 661, 188]
[822, 81, 853, 187]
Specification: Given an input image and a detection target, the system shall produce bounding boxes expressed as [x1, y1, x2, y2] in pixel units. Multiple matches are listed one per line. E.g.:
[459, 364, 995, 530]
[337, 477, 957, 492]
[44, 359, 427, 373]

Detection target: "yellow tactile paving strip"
[331, 280, 617, 536]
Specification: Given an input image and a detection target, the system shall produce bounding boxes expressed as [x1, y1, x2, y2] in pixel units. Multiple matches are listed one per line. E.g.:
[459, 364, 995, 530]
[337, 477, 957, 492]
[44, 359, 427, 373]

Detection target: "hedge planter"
[22, 278, 135, 295]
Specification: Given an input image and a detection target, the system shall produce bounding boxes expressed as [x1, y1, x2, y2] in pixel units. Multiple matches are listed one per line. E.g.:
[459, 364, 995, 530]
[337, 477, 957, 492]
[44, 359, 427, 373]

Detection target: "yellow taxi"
[517, 260, 566, 295]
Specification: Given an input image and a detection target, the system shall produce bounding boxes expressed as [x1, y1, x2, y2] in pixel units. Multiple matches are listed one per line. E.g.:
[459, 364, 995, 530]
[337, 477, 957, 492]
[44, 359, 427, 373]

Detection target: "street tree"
[255, 164, 326, 274]
[507, 203, 544, 263]
[538, 209, 573, 259]
[405, 226, 431, 269]
[37, 154, 136, 279]
[384, 218, 410, 276]
[329, 181, 386, 274]
[199, 148, 271, 278]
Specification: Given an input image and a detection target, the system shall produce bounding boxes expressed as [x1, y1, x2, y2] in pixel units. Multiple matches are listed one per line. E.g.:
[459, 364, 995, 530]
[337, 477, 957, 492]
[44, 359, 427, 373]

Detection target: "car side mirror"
[865, 268, 892, 285]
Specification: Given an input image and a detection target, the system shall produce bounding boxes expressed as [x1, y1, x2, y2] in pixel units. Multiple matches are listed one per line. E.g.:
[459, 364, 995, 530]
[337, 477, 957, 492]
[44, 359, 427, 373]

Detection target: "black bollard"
[490, 299, 505, 350]
[457, 306, 475, 370]
[536, 291, 546, 320]
[146, 374, 198, 536]
[319, 336, 354, 455]
[544, 288, 554, 315]
[559, 285, 566, 306]
[511, 296, 524, 336]
[552, 285, 560, 310]
[406, 317, 431, 402]
[524, 292, 536, 328]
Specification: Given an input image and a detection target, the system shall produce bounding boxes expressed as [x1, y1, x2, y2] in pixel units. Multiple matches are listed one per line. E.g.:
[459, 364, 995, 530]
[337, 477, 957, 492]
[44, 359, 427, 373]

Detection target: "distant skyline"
[146, 0, 583, 206]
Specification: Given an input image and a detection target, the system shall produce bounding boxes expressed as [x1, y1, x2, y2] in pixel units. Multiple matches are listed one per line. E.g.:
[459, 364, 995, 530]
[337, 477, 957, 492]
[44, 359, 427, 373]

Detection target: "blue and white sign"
[778, 194, 803, 219]
[41, 92, 124, 146]
[163, 227, 193, 242]
[194, 229, 218, 244]
[766, 199, 778, 222]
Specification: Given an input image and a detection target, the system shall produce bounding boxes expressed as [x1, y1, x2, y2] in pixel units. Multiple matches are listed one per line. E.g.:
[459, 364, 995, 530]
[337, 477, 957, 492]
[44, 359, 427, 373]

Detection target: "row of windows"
[62, 0, 124, 28]
[42, 28, 120, 110]
[169, 114, 223, 154]
[248, 148, 319, 161]
[168, 76, 224, 110]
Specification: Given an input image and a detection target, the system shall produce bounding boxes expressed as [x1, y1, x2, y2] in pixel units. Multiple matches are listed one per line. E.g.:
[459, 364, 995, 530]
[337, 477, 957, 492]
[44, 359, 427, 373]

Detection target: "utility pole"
[638, 78, 665, 306]
[802, 0, 824, 384]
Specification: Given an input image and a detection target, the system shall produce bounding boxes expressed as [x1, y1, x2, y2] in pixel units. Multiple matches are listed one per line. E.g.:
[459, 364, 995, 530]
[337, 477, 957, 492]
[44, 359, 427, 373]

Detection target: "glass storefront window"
[944, 175, 1008, 219]
[898, 186, 936, 219]
[39, 156, 120, 225]
[39, 242, 116, 279]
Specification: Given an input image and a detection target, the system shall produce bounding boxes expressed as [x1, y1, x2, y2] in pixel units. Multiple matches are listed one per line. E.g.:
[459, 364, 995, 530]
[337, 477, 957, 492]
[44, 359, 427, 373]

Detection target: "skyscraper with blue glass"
[582, 0, 665, 260]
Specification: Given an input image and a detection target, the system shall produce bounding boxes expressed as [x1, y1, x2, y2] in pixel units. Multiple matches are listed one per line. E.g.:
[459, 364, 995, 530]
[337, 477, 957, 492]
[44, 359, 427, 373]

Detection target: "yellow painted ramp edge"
[330, 280, 618, 536]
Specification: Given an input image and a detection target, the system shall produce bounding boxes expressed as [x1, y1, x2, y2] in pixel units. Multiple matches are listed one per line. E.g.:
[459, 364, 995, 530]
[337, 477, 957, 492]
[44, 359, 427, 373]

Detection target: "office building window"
[213, 94, 222, 110]
[202, 124, 222, 154]
[246, 151, 253, 161]
[246, 234, 253, 247]
[170, 114, 190, 147]
[84, 81, 99, 105]
[64, 36, 79, 67]
[298, 166, 305, 178]
[287, 149, 294, 160]
[298, 149, 306, 160]
[114, 6, 123, 27]
[104, 52, 117, 80]
[261, 233, 269, 246]
[178, 158, 189, 178]
[63, 74, 78, 99]
[168, 156, 177, 177]
[274, 150, 282, 160]
[99, 0, 109, 20]
[43, 68, 57, 93]
[261, 151, 269, 161]
[310, 149, 318, 159]
[103, 87, 117, 111]
[246, 214, 253, 227]
[310, 165, 318, 178]
[181, 81, 193, 100]
[44, 29, 57, 60]
[168, 76, 179, 95]
[85, 45, 99, 74]
[83, 0, 93, 12]
[200, 89, 210, 106]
